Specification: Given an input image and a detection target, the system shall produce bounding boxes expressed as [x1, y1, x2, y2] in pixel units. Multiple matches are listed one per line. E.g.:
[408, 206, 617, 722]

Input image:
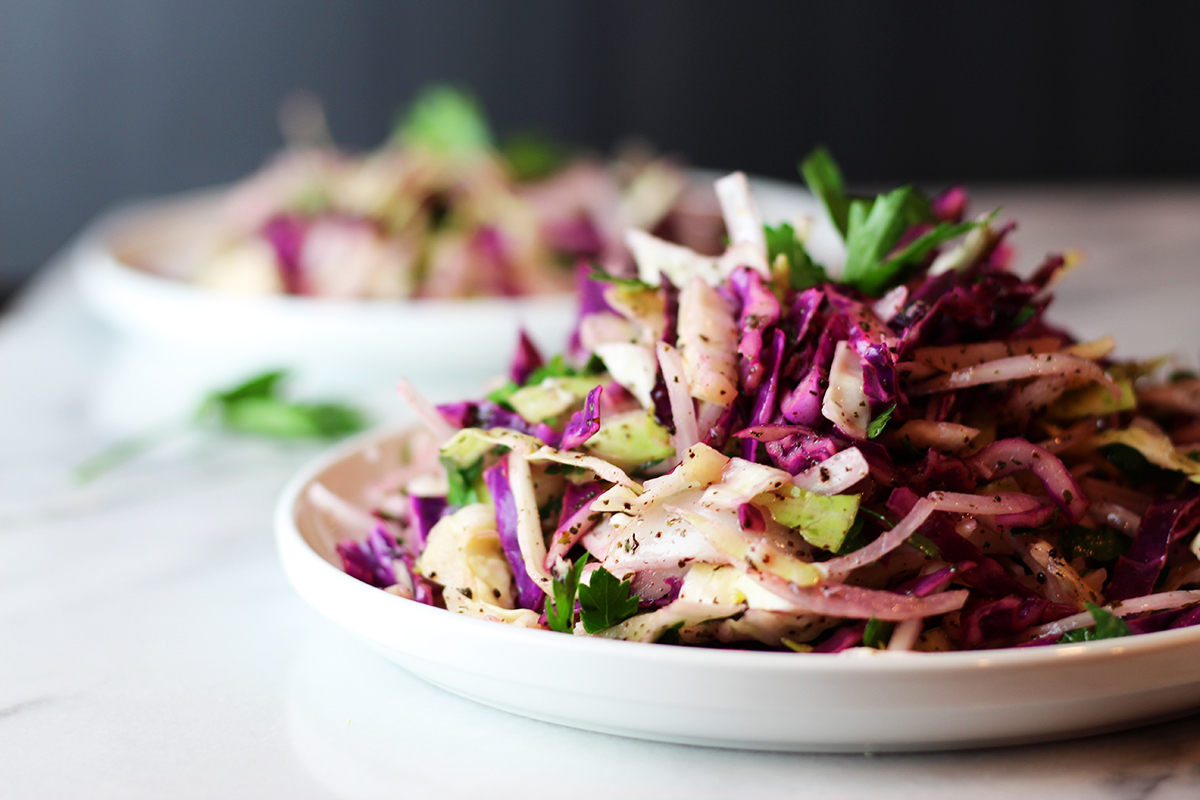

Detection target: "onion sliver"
[656, 341, 700, 452]
[822, 497, 936, 581]
[967, 438, 1088, 523]
[1022, 590, 1200, 640]
[912, 337, 1059, 372]
[908, 353, 1121, 398]
[398, 377, 456, 443]
[793, 447, 869, 496]
[928, 491, 1043, 516]
[753, 573, 969, 621]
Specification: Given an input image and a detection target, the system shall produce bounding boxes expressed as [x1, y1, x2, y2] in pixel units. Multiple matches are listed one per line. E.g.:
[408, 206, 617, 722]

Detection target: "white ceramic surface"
[276, 426, 1200, 753]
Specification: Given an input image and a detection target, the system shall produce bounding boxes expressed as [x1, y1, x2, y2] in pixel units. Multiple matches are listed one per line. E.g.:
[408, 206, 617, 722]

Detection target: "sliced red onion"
[889, 420, 980, 453]
[908, 353, 1121, 399]
[1087, 502, 1141, 537]
[735, 424, 817, 443]
[306, 482, 379, 544]
[1022, 590, 1200, 641]
[793, 447, 870, 496]
[656, 341, 699, 453]
[966, 438, 1088, 524]
[1009, 375, 1069, 416]
[821, 497, 936, 582]
[753, 572, 969, 621]
[398, 377, 456, 442]
[911, 337, 1059, 373]
[887, 617, 924, 651]
[927, 491, 1043, 516]
[994, 503, 1058, 530]
[1080, 476, 1153, 515]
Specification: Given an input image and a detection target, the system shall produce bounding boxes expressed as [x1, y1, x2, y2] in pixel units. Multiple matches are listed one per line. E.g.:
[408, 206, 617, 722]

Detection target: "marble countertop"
[4, 186, 1200, 799]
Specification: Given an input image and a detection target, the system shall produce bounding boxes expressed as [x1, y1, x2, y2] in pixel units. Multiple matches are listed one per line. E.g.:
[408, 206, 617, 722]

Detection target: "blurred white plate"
[70, 191, 576, 378]
[276, 426, 1200, 753]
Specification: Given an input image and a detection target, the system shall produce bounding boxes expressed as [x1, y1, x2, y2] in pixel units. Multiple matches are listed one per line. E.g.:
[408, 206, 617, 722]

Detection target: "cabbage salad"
[136, 86, 722, 300]
[317, 149, 1200, 652]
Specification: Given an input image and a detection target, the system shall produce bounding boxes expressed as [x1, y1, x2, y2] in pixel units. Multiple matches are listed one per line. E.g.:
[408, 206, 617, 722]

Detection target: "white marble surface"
[4, 186, 1200, 798]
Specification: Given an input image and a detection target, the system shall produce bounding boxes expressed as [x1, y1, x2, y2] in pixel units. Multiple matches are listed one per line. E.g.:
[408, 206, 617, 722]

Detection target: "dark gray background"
[2, 0, 1199, 300]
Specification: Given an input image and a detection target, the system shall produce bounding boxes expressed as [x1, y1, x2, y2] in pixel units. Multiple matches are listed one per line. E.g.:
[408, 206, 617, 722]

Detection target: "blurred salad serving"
[119, 86, 722, 300]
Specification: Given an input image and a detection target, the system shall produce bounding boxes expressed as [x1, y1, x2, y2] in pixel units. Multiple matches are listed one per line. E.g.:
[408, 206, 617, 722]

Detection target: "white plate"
[275, 426, 1200, 753]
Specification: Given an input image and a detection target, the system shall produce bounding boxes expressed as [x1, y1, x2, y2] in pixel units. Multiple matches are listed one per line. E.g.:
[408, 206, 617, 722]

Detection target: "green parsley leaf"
[1011, 305, 1037, 327]
[867, 403, 896, 439]
[840, 187, 915, 294]
[524, 353, 605, 386]
[217, 397, 363, 438]
[502, 131, 566, 182]
[780, 637, 813, 653]
[907, 533, 941, 560]
[1058, 602, 1131, 643]
[578, 566, 641, 633]
[76, 370, 366, 483]
[877, 219, 977, 275]
[836, 516, 872, 556]
[588, 268, 653, 291]
[442, 455, 484, 507]
[210, 369, 287, 404]
[486, 380, 520, 408]
[544, 557, 588, 633]
[763, 222, 827, 290]
[799, 147, 852, 238]
[858, 508, 893, 528]
[654, 620, 686, 645]
[393, 85, 493, 154]
[1058, 525, 1130, 565]
[200, 371, 365, 439]
[1100, 443, 1180, 485]
[863, 617, 895, 649]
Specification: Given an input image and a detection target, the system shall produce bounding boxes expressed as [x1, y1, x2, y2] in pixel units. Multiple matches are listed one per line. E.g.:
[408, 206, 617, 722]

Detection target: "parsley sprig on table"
[75, 369, 365, 483]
